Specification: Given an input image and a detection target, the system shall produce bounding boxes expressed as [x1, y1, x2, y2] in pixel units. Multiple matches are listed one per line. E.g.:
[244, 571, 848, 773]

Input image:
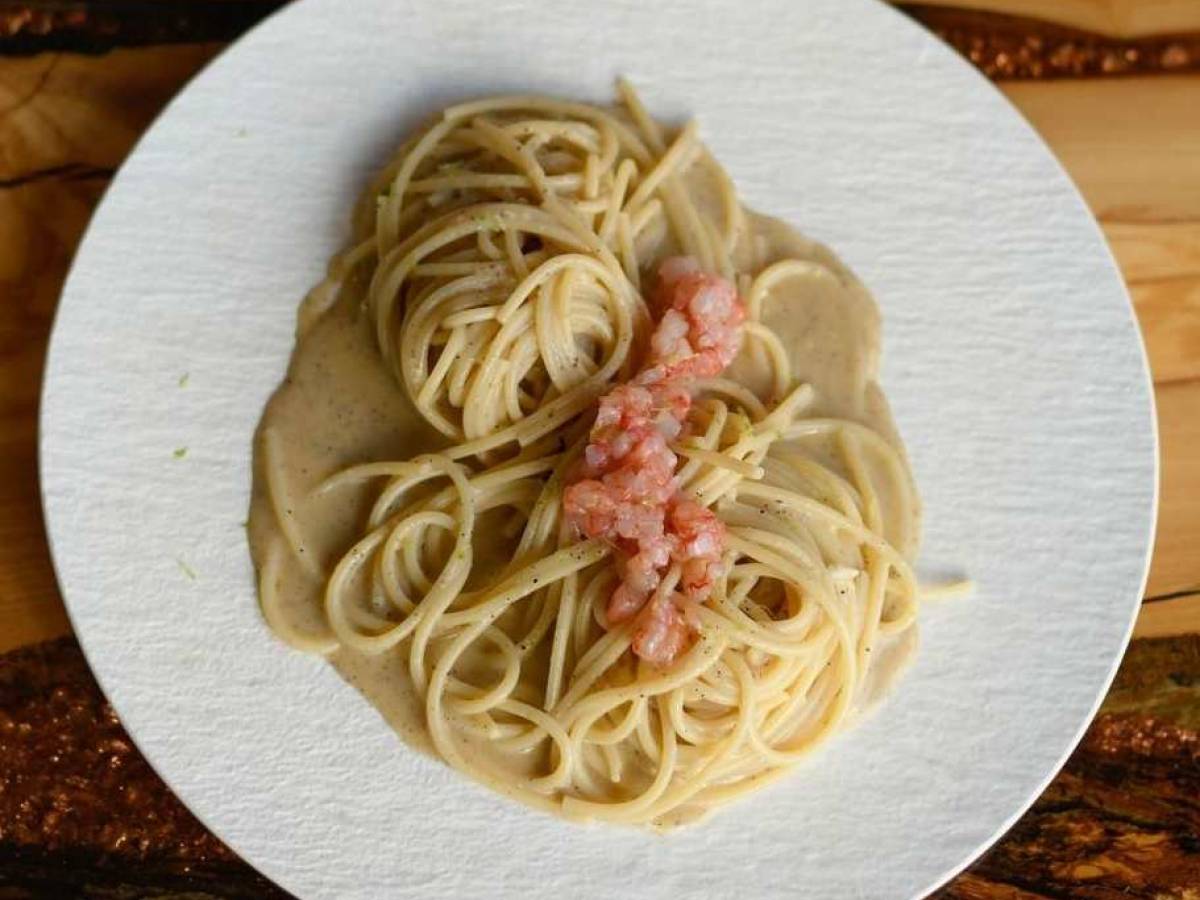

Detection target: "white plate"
[40, 0, 1157, 897]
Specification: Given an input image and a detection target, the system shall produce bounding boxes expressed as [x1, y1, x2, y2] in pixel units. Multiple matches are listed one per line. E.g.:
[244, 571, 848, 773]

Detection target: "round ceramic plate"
[40, 0, 1157, 897]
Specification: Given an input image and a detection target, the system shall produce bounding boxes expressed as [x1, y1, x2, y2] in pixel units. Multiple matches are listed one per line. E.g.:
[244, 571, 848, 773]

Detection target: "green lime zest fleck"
[178, 372, 189, 388]
[176, 557, 197, 580]
[173, 447, 188, 459]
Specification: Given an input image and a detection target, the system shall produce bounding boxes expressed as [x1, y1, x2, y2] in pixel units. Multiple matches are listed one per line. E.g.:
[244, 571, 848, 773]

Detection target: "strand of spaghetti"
[376, 205, 595, 373]
[560, 696, 678, 823]
[436, 540, 609, 631]
[466, 117, 551, 197]
[560, 631, 728, 734]
[625, 119, 699, 214]
[599, 158, 637, 246]
[838, 429, 883, 535]
[443, 627, 520, 715]
[543, 575, 576, 709]
[745, 258, 843, 321]
[733, 483, 918, 595]
[671, 443, 765, 480]
[442, 95, 655, 166]
[855, 548, 889, 671]
[697, 149, 744, 252]
[742, 320, 792, 400]
[642, 652, 759, 819]
[921, 579, 976, 601]
[782, 418, 918, 552]
[616, 77, 665, 154]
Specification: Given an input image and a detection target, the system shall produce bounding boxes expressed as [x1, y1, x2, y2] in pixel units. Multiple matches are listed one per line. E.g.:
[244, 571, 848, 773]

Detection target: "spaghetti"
[250, 82, 923, 828]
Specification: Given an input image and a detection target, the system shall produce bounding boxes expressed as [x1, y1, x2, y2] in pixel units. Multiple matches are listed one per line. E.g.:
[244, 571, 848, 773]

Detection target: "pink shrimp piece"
[609, 584, 649, 624]
[608, 538, 674, 624]
[562, 257, 745, 667]
[603, 434, 676, 509]
[651, 259, 746, 381]
[562, 480, 616, 535]
[669, 499, 726, 599]
[631, 591, 692, 666]
[646, 382, 692, 438]
[582, 383, 688, 478]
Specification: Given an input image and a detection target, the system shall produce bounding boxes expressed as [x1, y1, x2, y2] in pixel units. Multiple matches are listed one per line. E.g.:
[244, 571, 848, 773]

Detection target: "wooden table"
[1, 2, 1197, 896]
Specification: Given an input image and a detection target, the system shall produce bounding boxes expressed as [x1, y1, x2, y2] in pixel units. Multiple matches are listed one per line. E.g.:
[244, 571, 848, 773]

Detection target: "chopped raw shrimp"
[562, 257, 745, 666]
[581, 383, 683, 497]
[644, 257, 746, 382]
[632, 591, 691, 666]
[609, 584, 649, 624]
[608, 542, 672, 624]
[669, 499, 726, 599]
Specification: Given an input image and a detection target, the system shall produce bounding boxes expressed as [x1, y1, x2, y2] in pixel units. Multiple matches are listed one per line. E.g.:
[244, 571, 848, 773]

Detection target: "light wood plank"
[1103, 220, 1200, 283]
[1134, 594, 1200, 638]
[1145, 379, 1200, 599]
[1104, 221, 1200, 385]
[904, 0, 1200, 38]
[1002, 76, 1200, 223]
[1131, 275, 1200, 384]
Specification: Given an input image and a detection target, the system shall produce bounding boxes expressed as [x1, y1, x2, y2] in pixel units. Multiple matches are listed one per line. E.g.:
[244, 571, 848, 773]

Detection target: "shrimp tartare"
[563, 258, 745, 666]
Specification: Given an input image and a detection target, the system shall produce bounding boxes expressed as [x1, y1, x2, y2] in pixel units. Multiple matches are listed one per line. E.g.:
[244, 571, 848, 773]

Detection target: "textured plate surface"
[40, 0, 1156, 897]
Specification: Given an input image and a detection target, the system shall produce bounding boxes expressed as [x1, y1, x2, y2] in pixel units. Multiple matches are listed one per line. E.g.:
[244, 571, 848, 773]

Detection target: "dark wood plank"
[0, 638, 290, 897]
[0, 1, 286, 55]
[900, 3, 1200, 78]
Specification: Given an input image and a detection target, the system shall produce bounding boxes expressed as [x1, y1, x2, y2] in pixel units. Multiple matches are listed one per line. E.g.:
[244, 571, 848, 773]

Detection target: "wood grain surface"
[910, 0, 1200, 37]
[0, 2, 1197, 897]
